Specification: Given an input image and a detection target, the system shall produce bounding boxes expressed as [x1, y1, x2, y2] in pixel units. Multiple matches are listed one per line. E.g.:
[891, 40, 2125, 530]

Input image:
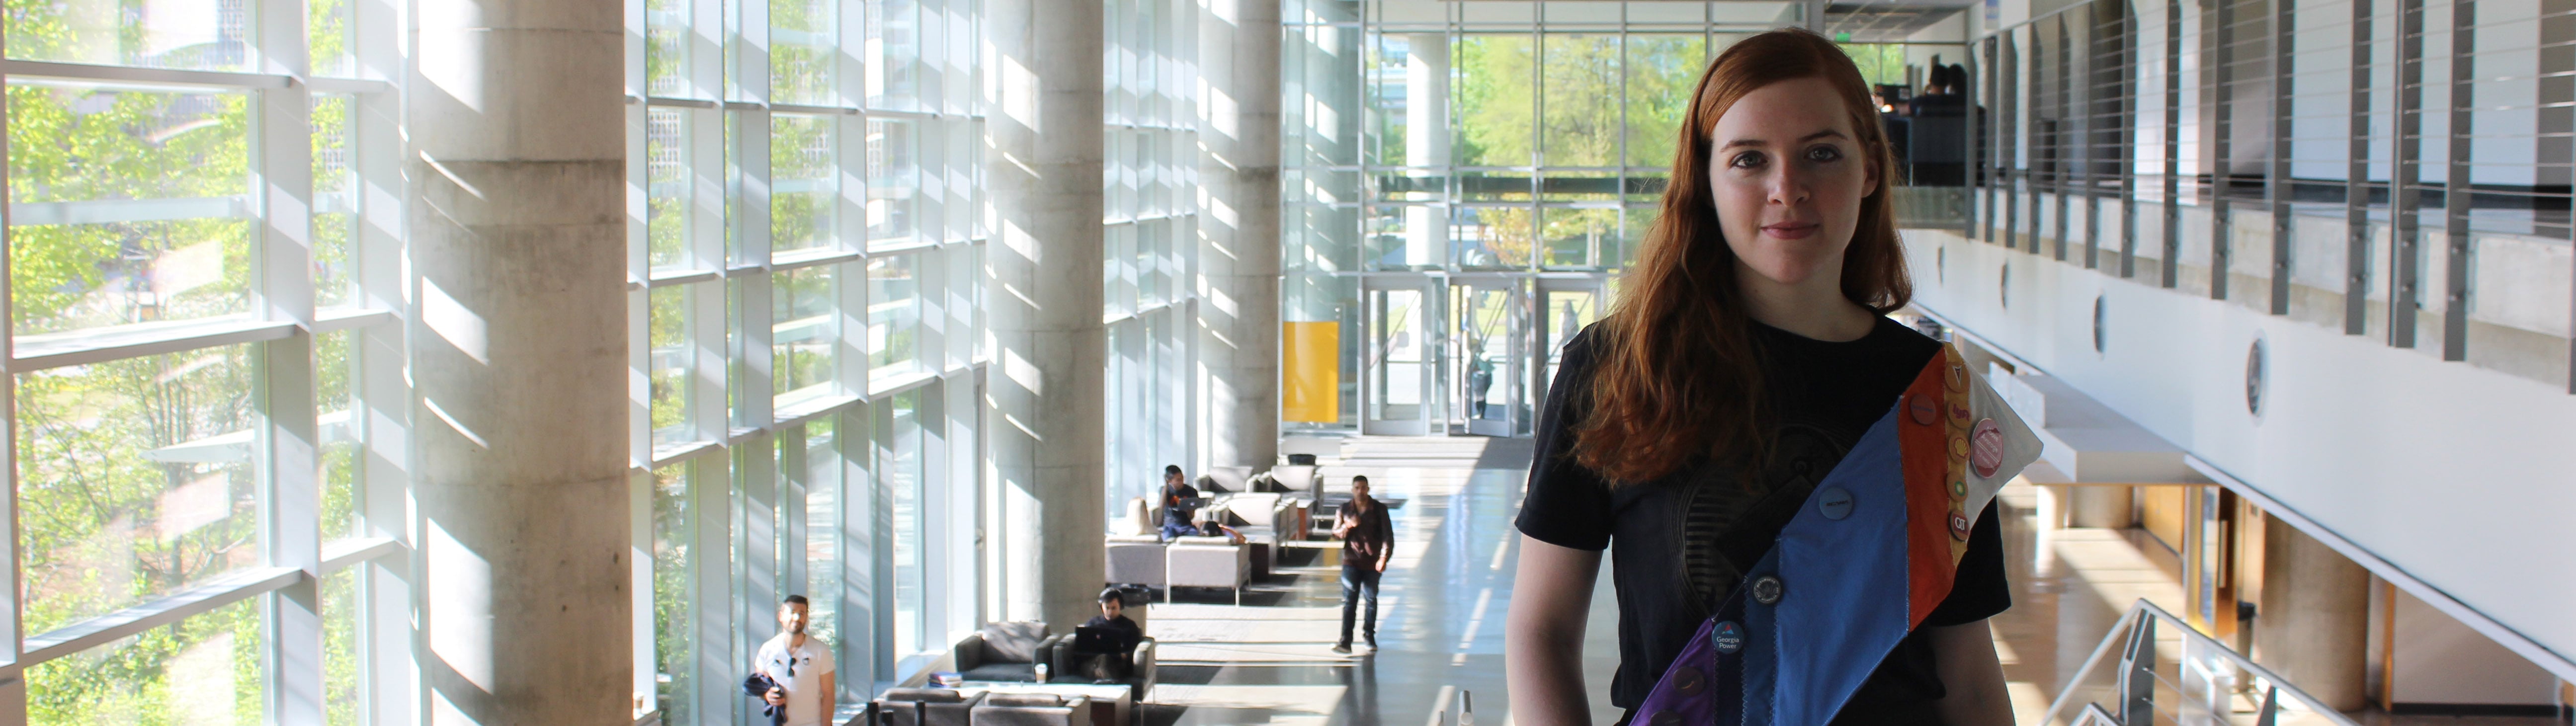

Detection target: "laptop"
[1071, 625, 1130, 654]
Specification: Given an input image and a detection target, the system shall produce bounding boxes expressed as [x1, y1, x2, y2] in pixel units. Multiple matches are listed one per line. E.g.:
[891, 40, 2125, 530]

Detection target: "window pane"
[648, 108, 690, 270]
[884, 392, 923, 655]
[18, 343, 255, 636]
[770, 0, 832, 105]
[800, 418, 840, 648]
[650, 285, 694, 447]
[1624, 35, 1703, 169]
[1541, 207, 1616, 269]
[319, 329, 360, 539]
[650, 463, 695, 719]
[310, 0, 354, 77]
[1539, 34, 1618, 168]
[8, 85, 253, 336]
[772, 265, 838, 404]
[867, 254, 920, 381]
[314, 93, 359, 309]
[323, 566, 362, 726]
[866, 0, 918, 110]
[1453, 34, 1535, 168]
[5, 0, 249, 71]
[645, 0, 685, 97]
[866, 119, 916, 248]
[26, 597, 265, 723]
[771, 114, 836, 254]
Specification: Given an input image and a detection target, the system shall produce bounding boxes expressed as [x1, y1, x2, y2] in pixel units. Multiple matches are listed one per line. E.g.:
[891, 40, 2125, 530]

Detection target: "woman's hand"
[1506, 534, 1603, 726]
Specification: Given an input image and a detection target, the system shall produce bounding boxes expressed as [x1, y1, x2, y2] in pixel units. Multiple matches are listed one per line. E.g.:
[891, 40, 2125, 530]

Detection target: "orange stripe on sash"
[1900, 349, 1966, 629]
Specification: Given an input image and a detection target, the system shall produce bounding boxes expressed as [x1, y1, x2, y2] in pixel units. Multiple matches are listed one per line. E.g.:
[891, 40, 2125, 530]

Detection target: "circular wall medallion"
[1817, 486, 1855, 520]
[2245, 337, 2268, 417]
[1712, 621, 1745, 654]
[1750, 575, 1784, 605]
[2092, 295, 2108, 354]
[1970, 418, 2005, 478]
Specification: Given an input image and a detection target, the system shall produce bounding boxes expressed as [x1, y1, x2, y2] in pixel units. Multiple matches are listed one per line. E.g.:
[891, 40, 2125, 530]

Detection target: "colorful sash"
[1628, 345, 2041, 726]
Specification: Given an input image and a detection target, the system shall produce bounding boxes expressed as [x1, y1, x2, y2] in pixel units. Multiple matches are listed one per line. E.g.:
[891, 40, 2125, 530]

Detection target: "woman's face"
[1705, 76, 1878, 289]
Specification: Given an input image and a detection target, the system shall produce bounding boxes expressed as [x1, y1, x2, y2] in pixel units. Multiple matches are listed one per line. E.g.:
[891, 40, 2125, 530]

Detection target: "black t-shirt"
[1515, 318, 2010, 724]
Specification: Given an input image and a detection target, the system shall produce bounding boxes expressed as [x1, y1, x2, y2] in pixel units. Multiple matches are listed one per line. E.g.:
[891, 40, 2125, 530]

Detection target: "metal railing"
[2042, 599, 2358, 726]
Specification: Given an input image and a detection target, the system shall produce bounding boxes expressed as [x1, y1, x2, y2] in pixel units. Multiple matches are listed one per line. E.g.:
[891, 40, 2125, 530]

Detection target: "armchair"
[949, 625, 1065, 683]
[1044, 636, 1157, 704]
[1164, 536, 1249, 604]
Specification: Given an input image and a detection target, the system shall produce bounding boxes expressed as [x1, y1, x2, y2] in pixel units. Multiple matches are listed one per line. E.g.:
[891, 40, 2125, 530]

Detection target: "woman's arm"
[1929, 619, 2015, 726]
[1507, 534, 1604, 726]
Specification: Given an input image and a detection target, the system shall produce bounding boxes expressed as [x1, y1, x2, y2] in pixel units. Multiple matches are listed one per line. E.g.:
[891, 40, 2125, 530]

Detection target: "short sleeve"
[1514, 327, 1616, 551]
[812, 643, 834, 675]
[1923, 499, 2011, 626]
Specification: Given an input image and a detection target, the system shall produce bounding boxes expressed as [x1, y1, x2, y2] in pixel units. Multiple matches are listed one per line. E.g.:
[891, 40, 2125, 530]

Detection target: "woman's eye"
[1807, 146, 1843, 162]
[1730, 152, 1764, 169]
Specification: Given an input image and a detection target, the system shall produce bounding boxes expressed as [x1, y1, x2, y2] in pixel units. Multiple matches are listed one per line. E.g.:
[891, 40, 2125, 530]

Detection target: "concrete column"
[1199, 0, 1281, 472]
[987, 0, 1108, 632]
[1403, 34, 1448, 268]
[2253, 519, 2373, 711]
[409, 0, 627, 720]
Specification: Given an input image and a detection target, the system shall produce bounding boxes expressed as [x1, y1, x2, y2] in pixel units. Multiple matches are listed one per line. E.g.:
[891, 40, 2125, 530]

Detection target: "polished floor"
[1136, 436, 2564, 726]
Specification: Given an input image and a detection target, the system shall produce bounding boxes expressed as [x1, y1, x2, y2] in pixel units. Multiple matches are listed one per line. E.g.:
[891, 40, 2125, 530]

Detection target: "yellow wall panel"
[1282, 322, 1339, 422]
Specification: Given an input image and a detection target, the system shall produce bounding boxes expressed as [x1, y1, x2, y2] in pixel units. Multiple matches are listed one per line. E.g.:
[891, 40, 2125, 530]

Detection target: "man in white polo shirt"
[755, 595, 836, 726]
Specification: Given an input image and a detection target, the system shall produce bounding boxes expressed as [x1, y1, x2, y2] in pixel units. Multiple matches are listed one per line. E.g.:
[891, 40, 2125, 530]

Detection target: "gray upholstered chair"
[950, 623, 1064, 682]
[1044, 636, 1158, 703]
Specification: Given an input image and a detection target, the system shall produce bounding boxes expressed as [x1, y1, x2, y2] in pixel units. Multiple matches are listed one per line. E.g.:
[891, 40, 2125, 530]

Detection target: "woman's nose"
[1766, 167, 1812, 206]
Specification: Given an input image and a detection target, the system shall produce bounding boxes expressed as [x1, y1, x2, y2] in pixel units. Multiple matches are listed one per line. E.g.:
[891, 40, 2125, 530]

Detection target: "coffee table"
[957, 681, 1135, 726]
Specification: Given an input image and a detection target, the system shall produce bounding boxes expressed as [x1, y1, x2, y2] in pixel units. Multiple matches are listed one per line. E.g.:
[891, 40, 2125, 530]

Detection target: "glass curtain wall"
[2, 0, 410, 718]
[1972, 0, 2576, 393]
[1282, 0, 1798, 434]
[1103, 0, 1201, 524]
[629, 0, 985, 720]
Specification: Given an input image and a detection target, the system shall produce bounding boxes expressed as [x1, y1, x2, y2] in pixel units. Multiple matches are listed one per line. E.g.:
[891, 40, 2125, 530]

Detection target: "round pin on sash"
[1818, 486, 1855, 520]
[1712, 621, 1745, 654]
[1971, 418, 2005, 478]
[1909, 394, 1940, 426]
[1750, 575, 1784, 605]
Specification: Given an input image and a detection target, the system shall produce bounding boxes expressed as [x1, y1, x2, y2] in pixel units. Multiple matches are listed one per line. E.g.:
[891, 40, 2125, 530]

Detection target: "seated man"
[1158, 464, 1201, 541]
[1071, 588, 1144, 681]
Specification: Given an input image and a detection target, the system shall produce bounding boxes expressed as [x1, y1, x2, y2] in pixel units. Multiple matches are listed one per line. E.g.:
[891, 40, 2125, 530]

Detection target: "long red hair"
[1571, 28, 1912, 485]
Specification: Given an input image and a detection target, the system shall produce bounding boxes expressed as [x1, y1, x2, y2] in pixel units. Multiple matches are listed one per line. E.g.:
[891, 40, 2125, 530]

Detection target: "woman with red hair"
[1503, 29, 2017, 726]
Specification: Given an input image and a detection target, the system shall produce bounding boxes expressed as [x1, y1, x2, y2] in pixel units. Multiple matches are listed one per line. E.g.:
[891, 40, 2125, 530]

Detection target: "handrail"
[2041, 598, 2358, 726]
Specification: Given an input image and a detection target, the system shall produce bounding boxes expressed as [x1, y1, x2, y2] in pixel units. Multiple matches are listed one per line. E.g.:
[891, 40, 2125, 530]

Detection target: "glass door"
[1362, 278, 1435, 436]
[1450, 279, 1527, 436]
[1534, 279, 1604, 407]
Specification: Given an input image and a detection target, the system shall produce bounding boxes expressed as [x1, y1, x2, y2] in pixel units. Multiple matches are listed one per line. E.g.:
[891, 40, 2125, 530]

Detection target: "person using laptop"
[1072, 588, 1144, 680]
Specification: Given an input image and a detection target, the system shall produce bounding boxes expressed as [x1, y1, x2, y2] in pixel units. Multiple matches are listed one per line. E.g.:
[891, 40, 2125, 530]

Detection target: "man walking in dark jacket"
[1331, 475, 1393, 653]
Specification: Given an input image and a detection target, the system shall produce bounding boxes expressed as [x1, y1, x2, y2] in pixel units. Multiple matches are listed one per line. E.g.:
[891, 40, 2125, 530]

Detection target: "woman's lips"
[1762, 222, 1818, 240]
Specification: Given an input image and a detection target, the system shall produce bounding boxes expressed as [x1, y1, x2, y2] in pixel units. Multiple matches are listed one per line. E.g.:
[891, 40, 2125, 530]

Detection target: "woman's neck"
[1734, 263, 1877, 342]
